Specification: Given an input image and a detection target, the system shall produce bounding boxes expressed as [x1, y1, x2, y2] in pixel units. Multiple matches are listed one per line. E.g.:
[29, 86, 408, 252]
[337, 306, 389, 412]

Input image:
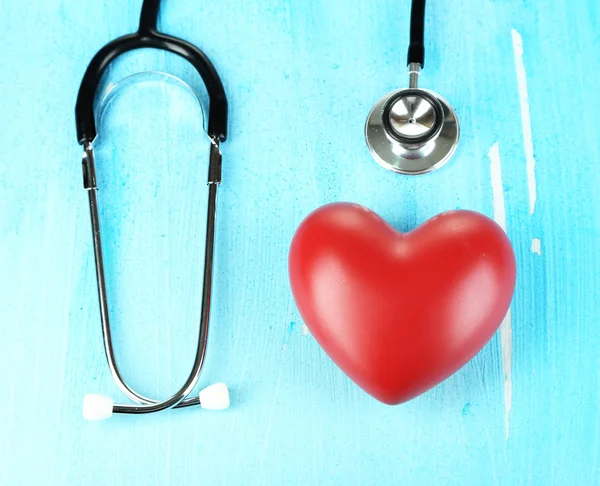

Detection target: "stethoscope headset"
[76, 0, 457, 420]
[365, 0, 459, 174]
[76, 0, 229, 420]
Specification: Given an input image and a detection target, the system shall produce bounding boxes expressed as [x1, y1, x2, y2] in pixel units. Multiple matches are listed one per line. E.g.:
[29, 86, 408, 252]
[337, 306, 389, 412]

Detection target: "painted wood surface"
[1, 0, 599, 484]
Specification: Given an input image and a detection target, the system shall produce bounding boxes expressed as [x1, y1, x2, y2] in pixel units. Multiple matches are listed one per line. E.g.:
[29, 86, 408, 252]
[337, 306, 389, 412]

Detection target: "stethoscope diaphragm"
[365, 85, 460, 175]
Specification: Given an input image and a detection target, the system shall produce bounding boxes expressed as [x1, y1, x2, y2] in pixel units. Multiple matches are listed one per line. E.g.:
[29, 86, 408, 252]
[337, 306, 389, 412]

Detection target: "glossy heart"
[289, 203, 516, 404]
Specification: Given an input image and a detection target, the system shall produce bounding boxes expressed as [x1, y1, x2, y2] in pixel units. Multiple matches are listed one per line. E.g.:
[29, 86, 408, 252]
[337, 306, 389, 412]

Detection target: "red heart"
[289, 203, 516, 404]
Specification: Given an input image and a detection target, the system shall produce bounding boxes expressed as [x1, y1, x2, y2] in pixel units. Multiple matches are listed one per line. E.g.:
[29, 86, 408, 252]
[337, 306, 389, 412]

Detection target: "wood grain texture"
[1, 0, 599, 484]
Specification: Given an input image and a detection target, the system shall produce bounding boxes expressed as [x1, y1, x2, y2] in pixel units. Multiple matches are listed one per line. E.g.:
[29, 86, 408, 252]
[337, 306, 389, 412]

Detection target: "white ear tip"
[199, 383, 230, 410]
[83, 394, 114, 421]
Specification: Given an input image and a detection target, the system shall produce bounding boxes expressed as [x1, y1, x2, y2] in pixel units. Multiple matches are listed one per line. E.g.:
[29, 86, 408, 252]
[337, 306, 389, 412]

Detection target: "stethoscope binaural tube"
[365, 0, 460, 175]
[76, 0, 230, 420]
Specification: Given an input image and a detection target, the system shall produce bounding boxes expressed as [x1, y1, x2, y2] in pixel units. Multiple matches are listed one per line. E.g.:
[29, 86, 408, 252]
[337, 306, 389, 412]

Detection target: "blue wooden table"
[1, 0, 599, 484]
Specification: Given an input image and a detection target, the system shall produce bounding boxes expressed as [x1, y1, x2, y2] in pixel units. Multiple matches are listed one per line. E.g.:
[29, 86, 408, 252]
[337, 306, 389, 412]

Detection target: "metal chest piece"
[365, 63, 459, 175]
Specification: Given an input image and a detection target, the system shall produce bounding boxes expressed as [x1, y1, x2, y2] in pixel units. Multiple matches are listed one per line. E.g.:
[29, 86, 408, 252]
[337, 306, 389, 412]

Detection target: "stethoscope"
[365, 0, 460, 174]
[76, 0, 457, 421]
[76, 0, 229, 420]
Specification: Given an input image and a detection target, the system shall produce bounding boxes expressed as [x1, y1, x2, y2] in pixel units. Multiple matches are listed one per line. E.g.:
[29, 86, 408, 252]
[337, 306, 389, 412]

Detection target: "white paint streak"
[512, 28, 537, 215]
[489, 142, 513, 440]
[301, 323, 309, 336]
[499, 309, 513, 440]
[489, 143, 507, 232]
[531, 238, 542, 255]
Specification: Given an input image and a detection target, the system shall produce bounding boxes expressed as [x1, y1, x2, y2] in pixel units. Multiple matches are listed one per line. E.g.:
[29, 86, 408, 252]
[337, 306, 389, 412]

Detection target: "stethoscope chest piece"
[365, 86, 459, 175]
[365, 0, 460, 176]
